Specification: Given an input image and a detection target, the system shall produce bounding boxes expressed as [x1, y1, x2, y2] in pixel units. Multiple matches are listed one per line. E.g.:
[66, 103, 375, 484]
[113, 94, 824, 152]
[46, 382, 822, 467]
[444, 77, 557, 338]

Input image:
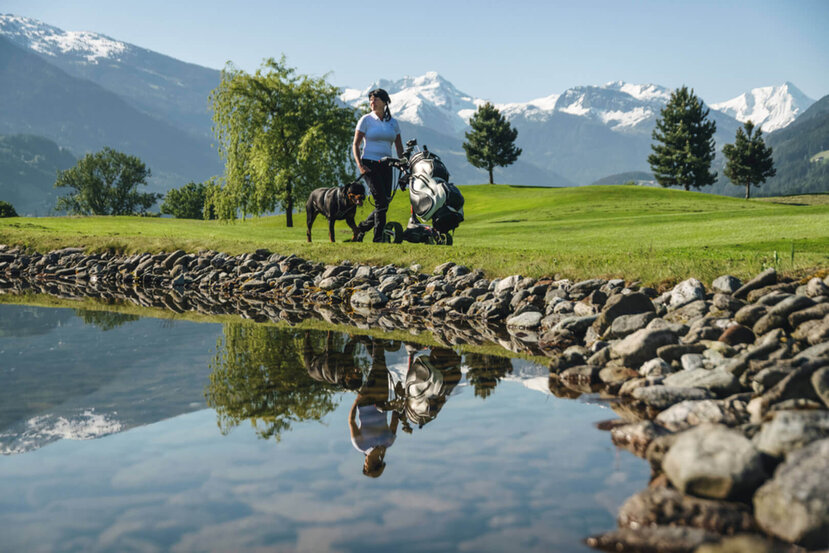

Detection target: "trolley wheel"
[442, 233, 453, 246]
[382, 222, 404, 244]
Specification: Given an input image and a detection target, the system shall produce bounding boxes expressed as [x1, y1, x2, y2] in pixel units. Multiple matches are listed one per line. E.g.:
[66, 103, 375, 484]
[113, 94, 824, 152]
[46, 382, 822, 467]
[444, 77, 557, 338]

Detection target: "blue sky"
[4, 0, 828, 103]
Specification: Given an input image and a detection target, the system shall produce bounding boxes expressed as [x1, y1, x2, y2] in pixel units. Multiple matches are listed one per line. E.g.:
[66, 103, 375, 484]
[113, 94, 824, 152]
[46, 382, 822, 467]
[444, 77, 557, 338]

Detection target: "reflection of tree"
[205, 324, 340, 441]
[74, 309, 139, 331]
[464, 353, 513, 399]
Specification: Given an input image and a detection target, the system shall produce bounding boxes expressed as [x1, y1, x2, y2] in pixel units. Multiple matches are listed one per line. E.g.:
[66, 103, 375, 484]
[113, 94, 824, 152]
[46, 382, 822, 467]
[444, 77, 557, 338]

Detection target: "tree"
[648, 86, 718, 191]
[54, 147, 160, 215]
[723, 120, 776, 200]
[0, 201, 17, 217]
[463, 102, 522, 184]
[209, 56, 357, 225]
[160, 179, 218, 219]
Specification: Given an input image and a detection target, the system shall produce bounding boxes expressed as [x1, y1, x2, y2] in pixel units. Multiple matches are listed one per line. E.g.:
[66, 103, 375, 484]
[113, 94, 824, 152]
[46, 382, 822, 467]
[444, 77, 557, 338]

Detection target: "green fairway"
[1, 185, 827, 285]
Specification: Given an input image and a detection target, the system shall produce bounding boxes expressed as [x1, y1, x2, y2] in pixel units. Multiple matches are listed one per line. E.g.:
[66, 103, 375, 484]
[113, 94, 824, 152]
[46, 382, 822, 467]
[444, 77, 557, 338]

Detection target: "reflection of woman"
[348, 340, 399, 478]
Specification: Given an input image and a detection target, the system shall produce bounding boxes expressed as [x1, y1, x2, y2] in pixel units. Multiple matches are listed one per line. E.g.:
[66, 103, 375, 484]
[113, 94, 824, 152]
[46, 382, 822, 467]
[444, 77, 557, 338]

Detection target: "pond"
[0, 303, 649, 553]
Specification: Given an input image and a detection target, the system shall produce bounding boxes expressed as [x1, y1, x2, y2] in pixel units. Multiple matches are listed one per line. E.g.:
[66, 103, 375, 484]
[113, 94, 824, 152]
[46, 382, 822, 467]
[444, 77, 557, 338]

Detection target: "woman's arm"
[353, 130, 366, 173]
[395, 134, 404, 158]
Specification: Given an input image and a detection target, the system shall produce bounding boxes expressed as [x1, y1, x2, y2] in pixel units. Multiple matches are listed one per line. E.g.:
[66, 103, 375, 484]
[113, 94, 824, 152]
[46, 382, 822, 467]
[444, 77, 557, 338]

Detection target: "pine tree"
[648, 86, 718, 191]
[723, 120, 776, 200]
[463, 102, 522, 184]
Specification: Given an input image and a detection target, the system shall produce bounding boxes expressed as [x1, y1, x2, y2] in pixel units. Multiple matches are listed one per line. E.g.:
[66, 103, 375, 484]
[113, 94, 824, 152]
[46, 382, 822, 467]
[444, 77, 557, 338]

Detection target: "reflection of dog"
[306, 181, 366, 242]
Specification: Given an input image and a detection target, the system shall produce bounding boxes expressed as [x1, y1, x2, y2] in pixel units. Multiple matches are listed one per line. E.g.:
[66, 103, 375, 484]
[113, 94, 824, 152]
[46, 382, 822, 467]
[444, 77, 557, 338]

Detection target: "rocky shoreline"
[1, 244, 828, 552]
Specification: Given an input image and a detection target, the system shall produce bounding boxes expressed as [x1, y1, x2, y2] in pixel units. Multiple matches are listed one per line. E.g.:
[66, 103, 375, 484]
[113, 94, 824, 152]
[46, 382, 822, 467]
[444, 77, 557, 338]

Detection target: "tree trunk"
[286, 179, 293, 227]
[745, 181, 751, 200]
[488, 166, 494, 185]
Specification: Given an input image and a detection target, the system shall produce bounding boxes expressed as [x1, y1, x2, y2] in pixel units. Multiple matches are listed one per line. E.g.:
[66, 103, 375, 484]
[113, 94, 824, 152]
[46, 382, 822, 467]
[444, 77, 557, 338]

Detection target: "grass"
[1, 185, 827, 286]
[809, 150, 829, 163]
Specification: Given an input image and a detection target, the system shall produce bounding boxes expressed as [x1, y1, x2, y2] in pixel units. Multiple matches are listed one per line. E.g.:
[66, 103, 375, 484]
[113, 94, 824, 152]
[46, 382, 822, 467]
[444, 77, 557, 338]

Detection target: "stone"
[591, 291, 655, 335]
[670, 278, 707, 308]
[655, 399, 748, 432]
[748, 362, 826, 421]
[640, 357, 675, 377]
[349, 287, 388, 309]
[733, 268, 777, 299]
[617, 486, 756, 535]
[663, 424, 767, 500]
[632, 385, 714, 410]
[610, 421, 670, 457]
[812, 367, 829, 408]
[753, 410, 829, 458]
[493, 274, 521, 294]
[734, 303, 768, 327]
[752, 312, 787, 336]
[505, 310, 543, 329]
[789, 302, 829, 328]
[712, 275, 743, 295]
[586, 526, 719, 553]
[664, 299, 710, 324]
[712, 293, 745, 313]
[718, 323, 755, 346]
[657, 343, 706, 364]
[663, 368, 741, 396]
[805, 276, 829, 298]
[605, 311, 655, 339]
[753, 438, 829, 549]
[551, 314, 598, 336]
[560, 364, 601, 384]
[680, 353, 705, 371]
[612, 327, 678, 368]
[770, 295, 816, 318]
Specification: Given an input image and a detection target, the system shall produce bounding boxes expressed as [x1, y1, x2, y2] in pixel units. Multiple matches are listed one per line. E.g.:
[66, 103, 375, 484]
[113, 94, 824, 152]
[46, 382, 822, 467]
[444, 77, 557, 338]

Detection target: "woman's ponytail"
[384, 105, 391, 122]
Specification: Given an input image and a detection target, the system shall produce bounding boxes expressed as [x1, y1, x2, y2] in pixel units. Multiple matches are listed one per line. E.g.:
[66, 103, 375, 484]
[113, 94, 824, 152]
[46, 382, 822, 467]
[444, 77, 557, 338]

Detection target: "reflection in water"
[207, 324, 504, 479]
[205, 324, 341, 441]
[0, 306, 651, 553]
[73, 309, 140, 331]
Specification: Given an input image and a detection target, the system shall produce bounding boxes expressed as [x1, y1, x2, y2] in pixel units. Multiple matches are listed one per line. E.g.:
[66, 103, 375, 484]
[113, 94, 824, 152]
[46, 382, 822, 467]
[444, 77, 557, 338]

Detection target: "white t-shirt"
[357, 112, 400, 161]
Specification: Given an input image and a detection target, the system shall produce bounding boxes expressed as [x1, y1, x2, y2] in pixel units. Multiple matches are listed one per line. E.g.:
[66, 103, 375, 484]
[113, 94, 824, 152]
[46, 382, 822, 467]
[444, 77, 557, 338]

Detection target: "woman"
[352, 88, 404, 242]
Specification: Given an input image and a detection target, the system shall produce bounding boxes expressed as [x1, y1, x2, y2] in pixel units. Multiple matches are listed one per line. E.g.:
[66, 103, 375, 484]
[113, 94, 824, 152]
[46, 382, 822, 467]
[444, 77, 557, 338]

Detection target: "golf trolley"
[379, 139, 464, 245]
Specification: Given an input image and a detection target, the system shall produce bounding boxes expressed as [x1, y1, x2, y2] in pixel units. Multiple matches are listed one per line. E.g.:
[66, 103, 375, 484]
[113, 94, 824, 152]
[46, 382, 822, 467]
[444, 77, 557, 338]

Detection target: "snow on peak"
[0, 13, 127, 63]
[711, 83, 815, 132]
[342, 72, 482, 134]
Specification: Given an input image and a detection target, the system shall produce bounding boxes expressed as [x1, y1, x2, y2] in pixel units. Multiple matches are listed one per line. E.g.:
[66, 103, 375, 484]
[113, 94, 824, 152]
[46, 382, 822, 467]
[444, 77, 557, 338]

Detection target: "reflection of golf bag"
[403, 349, 462, 428]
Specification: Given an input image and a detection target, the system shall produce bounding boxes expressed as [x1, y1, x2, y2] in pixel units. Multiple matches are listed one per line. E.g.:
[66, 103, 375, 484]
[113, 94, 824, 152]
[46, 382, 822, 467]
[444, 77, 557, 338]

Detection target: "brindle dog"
[306, 181, 366, 242]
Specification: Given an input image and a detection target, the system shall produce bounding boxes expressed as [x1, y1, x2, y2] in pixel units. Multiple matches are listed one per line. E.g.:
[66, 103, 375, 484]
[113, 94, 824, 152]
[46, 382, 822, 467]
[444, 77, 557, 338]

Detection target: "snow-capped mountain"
[0, 13, 127, 63]
[0, 14, 220, 140]
[711, 82, 815, 132]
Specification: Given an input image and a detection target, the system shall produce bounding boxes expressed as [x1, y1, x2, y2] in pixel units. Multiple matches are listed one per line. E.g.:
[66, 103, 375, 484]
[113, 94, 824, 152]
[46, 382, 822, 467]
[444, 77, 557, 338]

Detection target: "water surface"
[0, 304, 648, 553]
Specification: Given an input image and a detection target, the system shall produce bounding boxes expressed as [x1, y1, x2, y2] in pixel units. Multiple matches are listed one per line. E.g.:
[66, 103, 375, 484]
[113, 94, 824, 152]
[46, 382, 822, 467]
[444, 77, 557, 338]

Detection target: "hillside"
[1, 185, 826, 284]
[0, 36, 221, 193]
[0, 134, 76, 216]
[0, 14, 220, 139]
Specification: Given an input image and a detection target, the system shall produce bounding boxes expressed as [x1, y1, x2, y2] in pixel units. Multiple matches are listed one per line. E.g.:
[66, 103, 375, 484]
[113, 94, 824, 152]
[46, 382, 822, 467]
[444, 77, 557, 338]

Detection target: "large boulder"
[612, 327, 678, 368]
[669, 278, 707, 308]
[663, 424, 767, 500]
[753, 438, 829, 549]
[592, 292, 655, 335]
[350, 287, 388, 309]
[753, 409, 829, 458]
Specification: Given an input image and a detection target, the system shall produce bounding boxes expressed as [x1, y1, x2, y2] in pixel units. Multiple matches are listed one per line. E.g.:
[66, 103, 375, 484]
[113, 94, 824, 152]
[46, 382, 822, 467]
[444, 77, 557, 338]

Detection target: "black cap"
[368, 88, 391, 104]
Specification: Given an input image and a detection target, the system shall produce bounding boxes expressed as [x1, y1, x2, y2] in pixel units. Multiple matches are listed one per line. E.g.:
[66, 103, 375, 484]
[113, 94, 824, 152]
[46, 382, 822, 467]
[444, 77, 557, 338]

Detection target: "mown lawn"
[1, 185, 827, 286]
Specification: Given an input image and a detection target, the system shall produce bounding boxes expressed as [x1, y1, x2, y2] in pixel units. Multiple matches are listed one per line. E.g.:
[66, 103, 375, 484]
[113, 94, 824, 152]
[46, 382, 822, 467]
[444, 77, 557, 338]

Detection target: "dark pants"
[358, 159, 393, 242]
